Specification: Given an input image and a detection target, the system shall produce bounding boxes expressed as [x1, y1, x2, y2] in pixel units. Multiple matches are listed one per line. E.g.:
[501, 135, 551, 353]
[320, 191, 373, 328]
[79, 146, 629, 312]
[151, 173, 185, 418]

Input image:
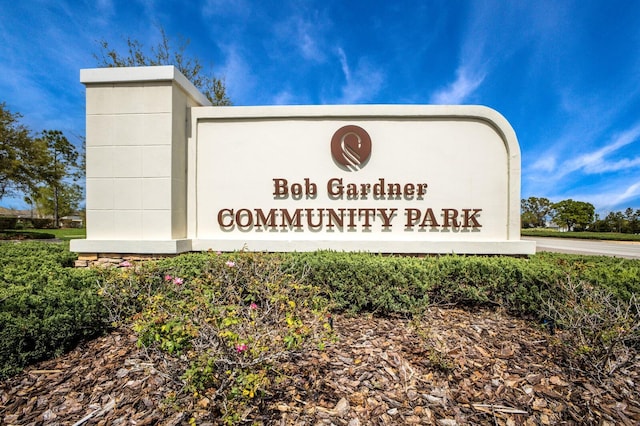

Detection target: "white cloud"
[337, 47, 350, 81]
[523, 122, 640, 212]
[267, 12, 328, 66]
[429, 3, 572, 107]
[530, 155, 557, 173]
[0, 41, 83, 135]
[525, 122, 640, 189]
[563, 123, 640, 175]
[610, 182, 640, 208]
[216, 45, 256, 104]
[333, 47, 384, 104]
[569, 181, 640, 213]
[290, 15, 326, 62]
[610, 182, 640, 206]
[588, 157, 640, 173]
[428, 2, 526, 105]
[271, 90, 298, 105]
[429, 67, 485, 104]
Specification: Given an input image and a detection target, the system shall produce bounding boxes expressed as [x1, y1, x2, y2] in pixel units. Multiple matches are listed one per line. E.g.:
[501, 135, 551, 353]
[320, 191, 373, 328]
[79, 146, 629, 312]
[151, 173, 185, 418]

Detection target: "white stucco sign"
[71, 66, 535, 255]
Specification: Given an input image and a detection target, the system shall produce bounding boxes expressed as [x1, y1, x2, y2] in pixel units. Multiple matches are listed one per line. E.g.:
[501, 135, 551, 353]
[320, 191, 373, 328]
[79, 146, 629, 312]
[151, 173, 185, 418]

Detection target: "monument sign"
[71, 66, 535, 255]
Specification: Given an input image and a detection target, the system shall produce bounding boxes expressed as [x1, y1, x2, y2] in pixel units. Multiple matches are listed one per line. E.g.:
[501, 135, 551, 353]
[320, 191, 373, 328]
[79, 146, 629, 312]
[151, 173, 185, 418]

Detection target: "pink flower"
[249, 302, 258, 310]
[173, 277, 184, 286]
[236, 343, 248, 353]
[216, 251, 222, 255]
[119, 260, 132, 267]
[225, 261, 236, 268]
[164, 274, 173, 281]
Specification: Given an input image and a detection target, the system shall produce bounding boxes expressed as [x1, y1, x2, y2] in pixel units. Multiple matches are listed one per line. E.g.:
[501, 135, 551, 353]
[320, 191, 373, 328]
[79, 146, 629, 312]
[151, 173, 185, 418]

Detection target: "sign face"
[189, 105, 531, 254]
[73, 67, 535, 255]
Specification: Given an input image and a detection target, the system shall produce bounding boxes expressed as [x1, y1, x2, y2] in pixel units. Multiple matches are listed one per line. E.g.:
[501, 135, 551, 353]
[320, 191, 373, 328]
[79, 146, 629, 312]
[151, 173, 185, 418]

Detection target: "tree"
[551, 199, 595, 231]
[624, 207, 638, 234]
[94, 27, 231, 106]
[33, 184, 82, 220]
[604, 211, 625, 233]
[0, 103, 46, 200]
[520, 210, 537, 228]
[33, 130, 81, 227]
[521, 197, 552, 228]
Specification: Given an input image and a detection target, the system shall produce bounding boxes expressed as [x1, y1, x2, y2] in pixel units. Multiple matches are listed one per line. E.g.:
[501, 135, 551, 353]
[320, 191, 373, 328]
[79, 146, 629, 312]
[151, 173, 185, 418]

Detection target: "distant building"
[60, 215, 84, 228]
[545, 221, 568, 232]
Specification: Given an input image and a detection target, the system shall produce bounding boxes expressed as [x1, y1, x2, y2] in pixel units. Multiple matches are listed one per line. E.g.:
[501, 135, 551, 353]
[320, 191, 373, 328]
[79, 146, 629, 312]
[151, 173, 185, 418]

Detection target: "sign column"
[71, 66, 210, 254]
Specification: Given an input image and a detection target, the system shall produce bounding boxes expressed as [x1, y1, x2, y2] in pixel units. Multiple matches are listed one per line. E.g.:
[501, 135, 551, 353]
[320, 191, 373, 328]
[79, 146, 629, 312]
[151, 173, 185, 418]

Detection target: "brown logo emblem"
[331, 125, 372, 171]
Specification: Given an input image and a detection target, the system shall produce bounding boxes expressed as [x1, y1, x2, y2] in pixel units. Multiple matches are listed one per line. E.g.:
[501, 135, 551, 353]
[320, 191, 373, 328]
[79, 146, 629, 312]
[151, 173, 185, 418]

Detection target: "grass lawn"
[521, 228, 640, 242]
[0, 228, 86, 241]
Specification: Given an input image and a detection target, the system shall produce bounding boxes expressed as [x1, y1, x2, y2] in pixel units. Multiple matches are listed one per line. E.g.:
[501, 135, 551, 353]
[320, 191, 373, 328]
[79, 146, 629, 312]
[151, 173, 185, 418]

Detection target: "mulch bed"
[2, 307, 639, 425]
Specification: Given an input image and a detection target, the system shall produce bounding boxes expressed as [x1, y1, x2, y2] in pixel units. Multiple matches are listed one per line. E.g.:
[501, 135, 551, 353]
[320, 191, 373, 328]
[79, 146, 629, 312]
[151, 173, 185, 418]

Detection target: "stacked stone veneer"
[74, 253, 176, 268]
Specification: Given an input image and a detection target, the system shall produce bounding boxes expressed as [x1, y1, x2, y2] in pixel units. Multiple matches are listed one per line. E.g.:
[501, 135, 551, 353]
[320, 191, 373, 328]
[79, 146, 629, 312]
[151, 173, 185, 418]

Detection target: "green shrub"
[100, 252, 333, 423]
[0, 230, 56, 240]
[284, 252, 432, 314]
[284, 252, 570, 317]
[542, 277, 640, 376]
[3, 244, 639, 397]
[0, 216, 18, 229]
[0, 243, 106, 378]
[562, 255, 640, 301]
[31, 218, 55, 229]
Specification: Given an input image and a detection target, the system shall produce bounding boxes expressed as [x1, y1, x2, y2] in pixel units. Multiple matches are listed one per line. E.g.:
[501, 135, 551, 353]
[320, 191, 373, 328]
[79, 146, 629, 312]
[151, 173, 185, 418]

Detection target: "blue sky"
[1, 0, 640, 214]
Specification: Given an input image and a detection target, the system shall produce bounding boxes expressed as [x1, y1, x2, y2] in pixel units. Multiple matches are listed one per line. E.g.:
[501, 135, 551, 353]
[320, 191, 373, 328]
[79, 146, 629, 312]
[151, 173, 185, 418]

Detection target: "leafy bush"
[558, 255, 640, 301]
[100, 252, 333, 423]
[542, 277, 640, 377]
[0, 216, 18, 229]
[0, 243, 106, 378]
[284, 251, 432, 314]
[284, 251, 639, 379]
[284, 252, 570, 316]
[31, 218, 55, 229]
[0, 230, 56, 240]
[3, 243, 639, 399]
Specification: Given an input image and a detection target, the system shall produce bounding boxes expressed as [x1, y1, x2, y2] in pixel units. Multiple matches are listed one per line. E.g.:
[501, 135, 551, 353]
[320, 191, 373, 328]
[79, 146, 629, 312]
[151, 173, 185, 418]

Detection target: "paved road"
[522, 236, 640, 259]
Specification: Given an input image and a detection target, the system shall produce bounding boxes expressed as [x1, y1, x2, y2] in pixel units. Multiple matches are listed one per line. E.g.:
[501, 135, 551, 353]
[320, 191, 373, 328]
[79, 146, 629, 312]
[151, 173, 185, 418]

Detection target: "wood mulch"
[1, 307, 639, 425]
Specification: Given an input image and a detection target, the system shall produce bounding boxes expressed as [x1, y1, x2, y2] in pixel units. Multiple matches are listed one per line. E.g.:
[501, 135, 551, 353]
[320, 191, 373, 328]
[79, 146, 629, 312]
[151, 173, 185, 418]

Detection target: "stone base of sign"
[73, 252, 179, 268]
[71, 239, 192, 254]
